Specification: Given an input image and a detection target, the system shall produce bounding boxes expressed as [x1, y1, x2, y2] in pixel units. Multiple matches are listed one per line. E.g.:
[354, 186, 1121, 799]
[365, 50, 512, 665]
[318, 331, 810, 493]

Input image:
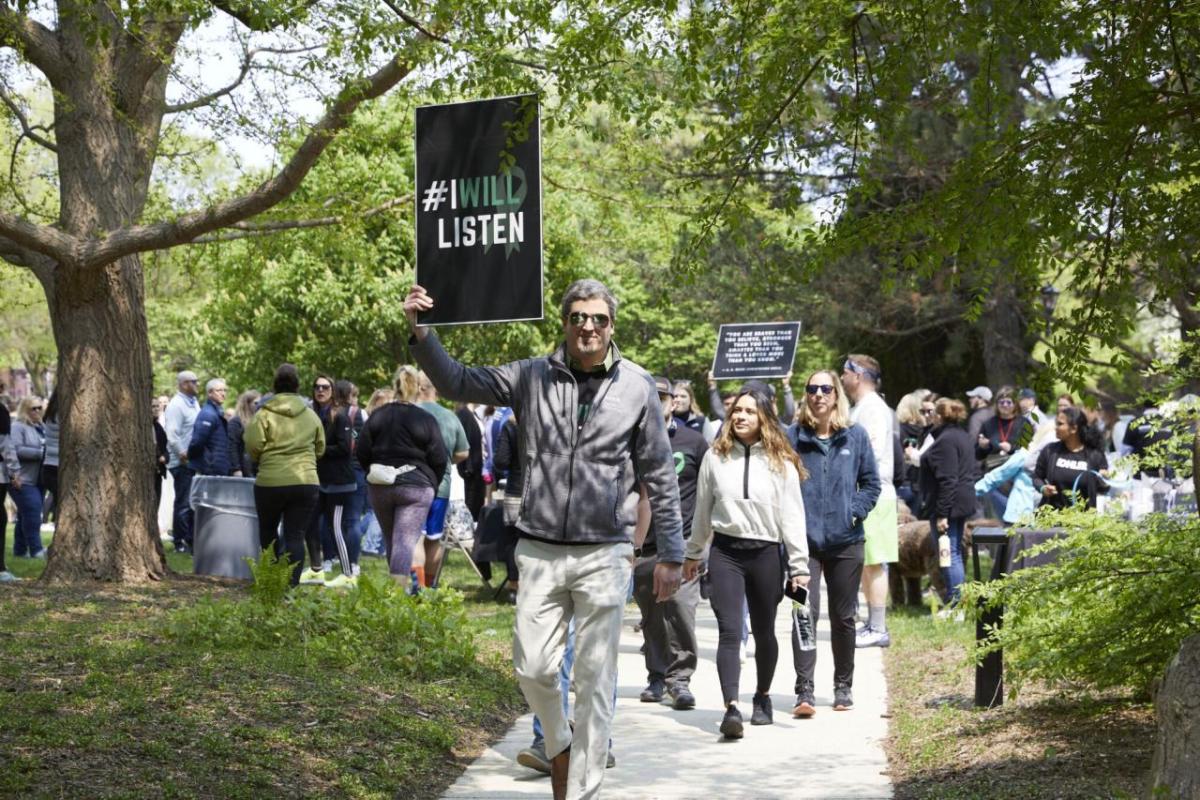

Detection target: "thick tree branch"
[0, 84, 55, 151]
[78, 53, 419, 267]
[0, 234, 56, 272]
[208, 0, 320, 32]
[190, 195, 411, 243]
[164, 44, 323, 114]
[0, 5, 69, 85]
[0, 211, 78, 265]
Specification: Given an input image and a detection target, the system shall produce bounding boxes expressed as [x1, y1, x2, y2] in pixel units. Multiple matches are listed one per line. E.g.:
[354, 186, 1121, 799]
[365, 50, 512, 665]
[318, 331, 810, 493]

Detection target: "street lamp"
[1039, 284, 1060, 336]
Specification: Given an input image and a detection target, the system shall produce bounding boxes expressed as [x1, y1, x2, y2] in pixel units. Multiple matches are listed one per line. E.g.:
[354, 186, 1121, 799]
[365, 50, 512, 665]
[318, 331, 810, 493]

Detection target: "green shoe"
[325, 574, 357, 589]
[299, 568, 325, 585]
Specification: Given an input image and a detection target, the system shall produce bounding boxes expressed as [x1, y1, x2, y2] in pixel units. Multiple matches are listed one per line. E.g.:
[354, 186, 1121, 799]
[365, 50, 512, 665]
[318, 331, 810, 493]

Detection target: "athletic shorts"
[862, 494, 899, 565]
[422, 497, 449, 540]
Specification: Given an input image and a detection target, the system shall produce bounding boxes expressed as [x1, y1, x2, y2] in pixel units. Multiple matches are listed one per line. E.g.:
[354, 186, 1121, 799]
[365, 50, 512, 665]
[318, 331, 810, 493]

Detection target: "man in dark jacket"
[405, 278, 682, 800]
[633, 377, 708, 711]
[187, 379, 233, 476]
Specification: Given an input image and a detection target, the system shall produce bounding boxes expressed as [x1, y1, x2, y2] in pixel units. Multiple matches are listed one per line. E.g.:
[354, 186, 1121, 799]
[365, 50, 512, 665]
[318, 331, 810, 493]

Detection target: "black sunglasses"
[805, 384, 835, 396]
[313, 383, 332, 391]
[567, 311, 611, 329]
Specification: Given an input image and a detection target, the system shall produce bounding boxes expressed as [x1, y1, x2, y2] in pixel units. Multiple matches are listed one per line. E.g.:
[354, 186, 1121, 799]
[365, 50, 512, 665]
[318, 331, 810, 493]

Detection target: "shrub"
[168, 574, 477, 677]
[962, 506, 1200, 695]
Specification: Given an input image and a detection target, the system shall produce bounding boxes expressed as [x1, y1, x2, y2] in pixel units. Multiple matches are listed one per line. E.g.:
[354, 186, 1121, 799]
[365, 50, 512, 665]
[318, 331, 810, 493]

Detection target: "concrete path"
[442, 596, 893, 800]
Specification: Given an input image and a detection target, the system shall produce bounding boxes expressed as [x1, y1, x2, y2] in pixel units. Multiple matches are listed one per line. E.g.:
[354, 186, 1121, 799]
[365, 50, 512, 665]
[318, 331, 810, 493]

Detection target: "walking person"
[405, 278, 683, 800]
[635, 377, 709, 711]
[684, 387, 810, 739]
[355, 366, 447, 589]
[840, 355, 898, 649]
[8, 396, 47, 559]
[415, 371, 469, 588]
[244, 364, 326, 586]
[165, 370, 201, 553]
[917, 398, 977, 609]
[787, 370, 881, 716]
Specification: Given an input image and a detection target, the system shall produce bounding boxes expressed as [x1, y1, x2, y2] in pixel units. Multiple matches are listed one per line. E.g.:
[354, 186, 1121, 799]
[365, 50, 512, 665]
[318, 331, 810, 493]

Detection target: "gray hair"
[559, 279, 618, 320]
[205, 378, 226, 393]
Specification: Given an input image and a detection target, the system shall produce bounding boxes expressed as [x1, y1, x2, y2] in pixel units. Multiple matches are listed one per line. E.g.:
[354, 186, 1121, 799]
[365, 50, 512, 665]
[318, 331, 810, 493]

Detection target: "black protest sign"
[711, 322, 802, 380]
[415, 94, 543, 325]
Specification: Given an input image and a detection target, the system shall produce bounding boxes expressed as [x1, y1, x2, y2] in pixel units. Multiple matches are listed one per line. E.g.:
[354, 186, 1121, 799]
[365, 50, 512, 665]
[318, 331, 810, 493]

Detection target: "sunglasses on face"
[31, 406, 43, 411]
[314, 383, 332, 391]
[997, 399, 1015, 406]
[805, 384, 835, 396]
[921, 408, 935, 415]
[566, 311, 611, 329]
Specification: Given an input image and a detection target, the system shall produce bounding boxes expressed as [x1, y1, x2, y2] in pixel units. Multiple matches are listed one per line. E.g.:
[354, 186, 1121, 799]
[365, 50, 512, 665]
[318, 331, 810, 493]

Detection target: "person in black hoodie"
[918, 398, 977, 607]
[455, 402, 486, 520]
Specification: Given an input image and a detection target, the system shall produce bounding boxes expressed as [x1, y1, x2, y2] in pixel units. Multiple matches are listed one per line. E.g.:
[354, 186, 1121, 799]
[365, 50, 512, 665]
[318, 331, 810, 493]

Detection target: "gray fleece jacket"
[410, 332, 685, 562]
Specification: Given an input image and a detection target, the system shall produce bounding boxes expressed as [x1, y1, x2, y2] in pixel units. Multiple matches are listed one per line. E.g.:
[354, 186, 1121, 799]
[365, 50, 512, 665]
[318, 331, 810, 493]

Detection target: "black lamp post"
[1039, 284, 1060, 336]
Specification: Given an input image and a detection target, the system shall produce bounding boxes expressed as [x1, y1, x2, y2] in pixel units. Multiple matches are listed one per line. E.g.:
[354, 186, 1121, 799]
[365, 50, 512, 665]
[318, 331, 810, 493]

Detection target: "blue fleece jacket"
[788, 423, 881, 554]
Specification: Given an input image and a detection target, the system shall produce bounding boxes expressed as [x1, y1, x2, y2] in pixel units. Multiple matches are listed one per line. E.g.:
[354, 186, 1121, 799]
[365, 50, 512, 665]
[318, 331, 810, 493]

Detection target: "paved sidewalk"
[442, 595, 893, 800]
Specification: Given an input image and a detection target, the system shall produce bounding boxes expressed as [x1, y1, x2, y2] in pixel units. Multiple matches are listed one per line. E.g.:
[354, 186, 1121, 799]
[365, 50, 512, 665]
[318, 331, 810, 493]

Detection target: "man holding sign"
[404, 279, 683, 800]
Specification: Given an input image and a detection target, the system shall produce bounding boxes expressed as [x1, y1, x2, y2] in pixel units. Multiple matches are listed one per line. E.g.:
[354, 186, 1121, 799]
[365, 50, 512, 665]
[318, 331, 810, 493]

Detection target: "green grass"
[0, 528, 522, 799]
[884, 598, 1154, 799]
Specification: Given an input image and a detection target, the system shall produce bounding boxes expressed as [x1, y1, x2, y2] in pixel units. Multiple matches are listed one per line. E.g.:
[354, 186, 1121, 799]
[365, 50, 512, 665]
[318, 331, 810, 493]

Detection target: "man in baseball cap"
[965, 386, 995, 460]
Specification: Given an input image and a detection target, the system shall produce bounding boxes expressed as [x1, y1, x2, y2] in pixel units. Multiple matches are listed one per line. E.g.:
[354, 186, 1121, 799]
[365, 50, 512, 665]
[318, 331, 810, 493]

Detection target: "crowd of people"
[0, 276, 1190, 800]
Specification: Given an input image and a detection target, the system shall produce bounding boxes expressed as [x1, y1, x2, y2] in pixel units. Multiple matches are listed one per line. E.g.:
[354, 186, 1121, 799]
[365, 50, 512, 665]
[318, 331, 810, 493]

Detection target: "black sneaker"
[833, 683, 854, 711]
[720, 704, 744, 739]
[792, 684, 816, 718]
[750, 693, 773, 725]
[668, 684, 696, 710]
[639, 678, 666, 703]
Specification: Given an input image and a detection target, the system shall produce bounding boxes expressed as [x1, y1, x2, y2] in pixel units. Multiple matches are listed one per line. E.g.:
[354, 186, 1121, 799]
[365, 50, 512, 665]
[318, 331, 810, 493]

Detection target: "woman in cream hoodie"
[683, 388, 810, 740]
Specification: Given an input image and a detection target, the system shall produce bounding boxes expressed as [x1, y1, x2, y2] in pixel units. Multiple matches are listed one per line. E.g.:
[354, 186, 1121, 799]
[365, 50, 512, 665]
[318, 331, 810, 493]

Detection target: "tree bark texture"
[1150, 633, 1200, 798]
[978, 276, 1031, 388]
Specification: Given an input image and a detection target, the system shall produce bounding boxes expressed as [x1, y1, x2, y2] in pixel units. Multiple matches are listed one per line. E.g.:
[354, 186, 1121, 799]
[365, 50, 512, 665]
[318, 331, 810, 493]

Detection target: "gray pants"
[632, 554, 700, 688]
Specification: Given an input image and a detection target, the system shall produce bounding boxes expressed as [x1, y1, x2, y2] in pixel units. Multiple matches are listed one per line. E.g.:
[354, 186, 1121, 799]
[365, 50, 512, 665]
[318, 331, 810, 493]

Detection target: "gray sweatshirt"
[411, 332, 685, 562]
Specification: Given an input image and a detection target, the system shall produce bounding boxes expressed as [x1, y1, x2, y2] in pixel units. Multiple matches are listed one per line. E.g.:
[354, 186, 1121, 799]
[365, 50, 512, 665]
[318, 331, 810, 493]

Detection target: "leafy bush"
[962, 506, 1200, 695]
[245, 548, 293, 607]
[169, 575, 477, 677]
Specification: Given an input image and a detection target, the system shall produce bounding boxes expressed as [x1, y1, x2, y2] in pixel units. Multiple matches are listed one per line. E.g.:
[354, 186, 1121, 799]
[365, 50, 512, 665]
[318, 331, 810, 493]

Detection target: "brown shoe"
[550, 747, 570, 800]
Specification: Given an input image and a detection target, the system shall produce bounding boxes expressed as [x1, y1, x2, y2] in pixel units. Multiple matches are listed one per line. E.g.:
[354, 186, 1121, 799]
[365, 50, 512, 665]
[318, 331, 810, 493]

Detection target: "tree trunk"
[978, 276, 1031, 387]
[1150, 633, 1200, 798]
[39, 254, 166, 583]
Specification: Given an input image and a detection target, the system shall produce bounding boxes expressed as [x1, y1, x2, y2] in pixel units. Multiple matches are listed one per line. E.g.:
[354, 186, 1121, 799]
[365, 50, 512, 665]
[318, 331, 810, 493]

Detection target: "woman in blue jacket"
[788, 370, 880, 716]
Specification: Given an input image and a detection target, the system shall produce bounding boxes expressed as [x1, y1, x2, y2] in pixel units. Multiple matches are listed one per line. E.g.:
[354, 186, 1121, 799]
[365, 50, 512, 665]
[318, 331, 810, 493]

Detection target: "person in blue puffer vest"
[188, 378, 234, 476]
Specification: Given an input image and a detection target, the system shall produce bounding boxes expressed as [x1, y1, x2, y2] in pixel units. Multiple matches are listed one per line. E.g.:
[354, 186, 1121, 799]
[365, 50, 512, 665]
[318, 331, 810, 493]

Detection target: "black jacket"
[493, 415, 523, 497]
[455, 406, 483, 481]
[154, 420, 168, 480]
[976, 414, 1029, 461]
[227, 416, 254, 477]
[317, 407, 357, 488]
[919, 424, 977, 520]
[356, 402, 447, 491]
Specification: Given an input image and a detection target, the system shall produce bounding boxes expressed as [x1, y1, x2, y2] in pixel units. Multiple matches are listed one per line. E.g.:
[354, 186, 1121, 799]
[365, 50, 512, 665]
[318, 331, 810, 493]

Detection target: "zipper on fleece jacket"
[741, 441, 751, 499]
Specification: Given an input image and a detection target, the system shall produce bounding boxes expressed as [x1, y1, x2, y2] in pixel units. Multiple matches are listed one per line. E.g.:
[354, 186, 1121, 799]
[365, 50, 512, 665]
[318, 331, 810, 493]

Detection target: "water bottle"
[792, 601, 816, 651]
[938, 534, 951, 568]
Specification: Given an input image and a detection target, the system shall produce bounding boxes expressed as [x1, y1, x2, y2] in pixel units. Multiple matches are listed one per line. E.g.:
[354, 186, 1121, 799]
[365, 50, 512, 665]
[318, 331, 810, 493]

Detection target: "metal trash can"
[190, 476, 260, 580]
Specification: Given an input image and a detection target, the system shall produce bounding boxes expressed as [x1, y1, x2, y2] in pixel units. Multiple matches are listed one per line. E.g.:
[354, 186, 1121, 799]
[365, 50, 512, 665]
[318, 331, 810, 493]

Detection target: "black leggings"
[254, 484, 320, 585]
[707, 535, 784, 705]
[0, 491, 7, 572]
[793, 542, 864, 691]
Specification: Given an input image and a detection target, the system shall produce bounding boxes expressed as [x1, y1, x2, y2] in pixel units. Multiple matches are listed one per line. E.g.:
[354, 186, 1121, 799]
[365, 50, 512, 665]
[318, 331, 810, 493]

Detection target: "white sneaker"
[855, 627, 891, 648]
[0, 571, 20, 582]
[322, 559, 334, 574]
[350, 563, 361, 577]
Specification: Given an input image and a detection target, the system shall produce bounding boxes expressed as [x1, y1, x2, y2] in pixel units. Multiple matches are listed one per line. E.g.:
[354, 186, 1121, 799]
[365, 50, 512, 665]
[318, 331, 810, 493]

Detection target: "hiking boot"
[750, 693, 773, 726]
[833, 683, 854, 711]
[639, 678, 666, 703]
[792, 684, 816, 718]
[856, 626, 891, 648]
[516, 739, 551, 774]
[668, 684, 696, 710]
[719, 704, 744, 739]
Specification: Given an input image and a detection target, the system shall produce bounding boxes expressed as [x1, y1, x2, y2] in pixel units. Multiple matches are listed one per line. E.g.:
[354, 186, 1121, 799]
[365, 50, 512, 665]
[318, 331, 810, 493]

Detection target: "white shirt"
[850, 390, 895, 488]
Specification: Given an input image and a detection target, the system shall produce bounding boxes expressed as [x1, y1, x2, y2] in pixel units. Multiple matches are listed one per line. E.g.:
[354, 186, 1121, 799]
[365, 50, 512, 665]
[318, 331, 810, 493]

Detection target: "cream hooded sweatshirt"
[687, 439, 810, 577]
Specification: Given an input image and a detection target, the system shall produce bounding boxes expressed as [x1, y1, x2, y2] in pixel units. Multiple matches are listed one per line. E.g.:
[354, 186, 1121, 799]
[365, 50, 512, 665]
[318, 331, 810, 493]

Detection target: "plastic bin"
[189, 476, 260, 580]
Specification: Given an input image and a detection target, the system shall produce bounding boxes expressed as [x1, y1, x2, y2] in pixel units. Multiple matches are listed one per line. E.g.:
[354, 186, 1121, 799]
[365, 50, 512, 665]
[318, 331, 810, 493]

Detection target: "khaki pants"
[513, 538, 633, 800]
